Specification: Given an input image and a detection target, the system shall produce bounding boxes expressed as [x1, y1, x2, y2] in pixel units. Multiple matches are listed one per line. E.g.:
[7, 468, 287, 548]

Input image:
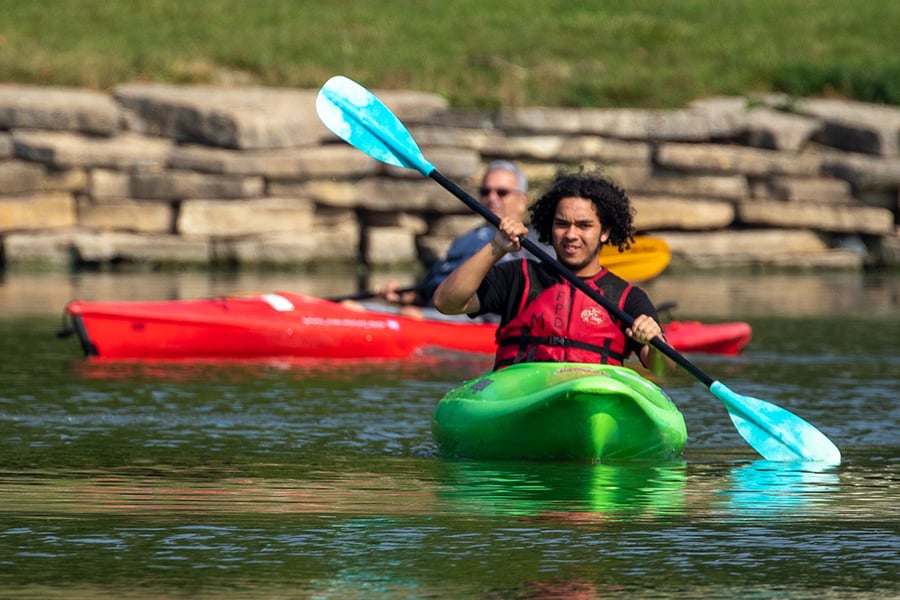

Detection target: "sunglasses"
[478, 187, 521, 198]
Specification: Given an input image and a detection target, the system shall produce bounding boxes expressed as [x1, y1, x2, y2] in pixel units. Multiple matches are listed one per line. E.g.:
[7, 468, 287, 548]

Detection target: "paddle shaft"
[327, 285, 419, 303]
[429, 170, 715, 387]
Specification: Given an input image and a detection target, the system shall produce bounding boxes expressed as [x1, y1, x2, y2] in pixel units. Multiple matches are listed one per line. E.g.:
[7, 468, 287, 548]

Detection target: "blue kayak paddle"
[316, 75, 841, 465]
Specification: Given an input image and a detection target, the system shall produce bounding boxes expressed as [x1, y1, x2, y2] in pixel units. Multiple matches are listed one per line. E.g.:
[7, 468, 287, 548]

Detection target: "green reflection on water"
[432, 459, 687, 519]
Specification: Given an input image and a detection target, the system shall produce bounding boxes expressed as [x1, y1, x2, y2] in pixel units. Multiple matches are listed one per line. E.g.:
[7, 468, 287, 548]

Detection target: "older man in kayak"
[433, 169, 673, 374]
[358, 160, 552, 320]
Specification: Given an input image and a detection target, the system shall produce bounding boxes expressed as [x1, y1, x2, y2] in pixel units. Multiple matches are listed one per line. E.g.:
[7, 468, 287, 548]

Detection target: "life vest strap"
[497, 334, 627, 363]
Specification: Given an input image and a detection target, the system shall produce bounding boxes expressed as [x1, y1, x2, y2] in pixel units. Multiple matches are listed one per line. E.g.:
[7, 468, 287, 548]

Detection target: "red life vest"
[493, 261, 633, 370]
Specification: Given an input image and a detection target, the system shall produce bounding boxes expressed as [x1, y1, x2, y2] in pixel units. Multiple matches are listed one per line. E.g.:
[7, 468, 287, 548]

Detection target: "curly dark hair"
[529, 168, 635, 252]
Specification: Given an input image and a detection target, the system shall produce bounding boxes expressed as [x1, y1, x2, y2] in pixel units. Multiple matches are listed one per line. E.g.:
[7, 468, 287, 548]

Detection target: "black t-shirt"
[475, 259, 659, 358]
[416, 227, 552, 306]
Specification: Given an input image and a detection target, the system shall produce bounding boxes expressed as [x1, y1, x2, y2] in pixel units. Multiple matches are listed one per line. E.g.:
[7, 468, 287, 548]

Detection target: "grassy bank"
[1, 0, 898, 108]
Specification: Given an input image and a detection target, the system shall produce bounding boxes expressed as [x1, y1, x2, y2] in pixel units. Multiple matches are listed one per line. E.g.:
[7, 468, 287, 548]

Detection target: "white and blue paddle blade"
[710, 381, 841, 464]
[316, 75, 435, 176]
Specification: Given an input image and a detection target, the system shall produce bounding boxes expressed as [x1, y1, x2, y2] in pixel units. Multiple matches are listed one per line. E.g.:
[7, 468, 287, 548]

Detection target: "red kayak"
[62, 291, 751, 361]
[661, 320, 752, 356]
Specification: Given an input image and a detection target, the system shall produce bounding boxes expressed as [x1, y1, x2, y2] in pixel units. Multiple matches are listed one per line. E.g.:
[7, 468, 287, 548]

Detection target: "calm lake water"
[1, 269, 898, 598]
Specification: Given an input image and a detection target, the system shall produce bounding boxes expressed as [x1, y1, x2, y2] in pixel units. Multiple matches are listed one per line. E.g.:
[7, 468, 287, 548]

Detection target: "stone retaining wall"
[1, 83, 898, 272]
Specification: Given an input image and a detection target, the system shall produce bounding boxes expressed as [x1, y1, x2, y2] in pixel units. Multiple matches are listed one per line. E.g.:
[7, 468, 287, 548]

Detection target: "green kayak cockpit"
[432, 363, 687, 461]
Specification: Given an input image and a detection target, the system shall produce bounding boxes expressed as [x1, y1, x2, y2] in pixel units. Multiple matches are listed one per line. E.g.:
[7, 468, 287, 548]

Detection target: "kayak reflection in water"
[433, 168, 674, 374]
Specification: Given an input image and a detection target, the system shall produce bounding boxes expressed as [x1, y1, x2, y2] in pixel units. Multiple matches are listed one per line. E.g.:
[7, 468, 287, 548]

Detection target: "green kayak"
[432, 363, 687, 461]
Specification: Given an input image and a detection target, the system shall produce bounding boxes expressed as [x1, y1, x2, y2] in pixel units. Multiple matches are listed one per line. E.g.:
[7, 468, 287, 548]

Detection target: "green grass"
[1, 0, 898, 108]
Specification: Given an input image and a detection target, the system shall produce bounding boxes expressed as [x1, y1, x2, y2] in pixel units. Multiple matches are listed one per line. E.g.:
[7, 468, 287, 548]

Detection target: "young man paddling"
[433, 169, 672, 373]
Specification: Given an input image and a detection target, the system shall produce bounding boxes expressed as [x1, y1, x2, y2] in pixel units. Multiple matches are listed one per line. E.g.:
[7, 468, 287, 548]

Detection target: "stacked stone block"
[1, 84, 897, 272]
